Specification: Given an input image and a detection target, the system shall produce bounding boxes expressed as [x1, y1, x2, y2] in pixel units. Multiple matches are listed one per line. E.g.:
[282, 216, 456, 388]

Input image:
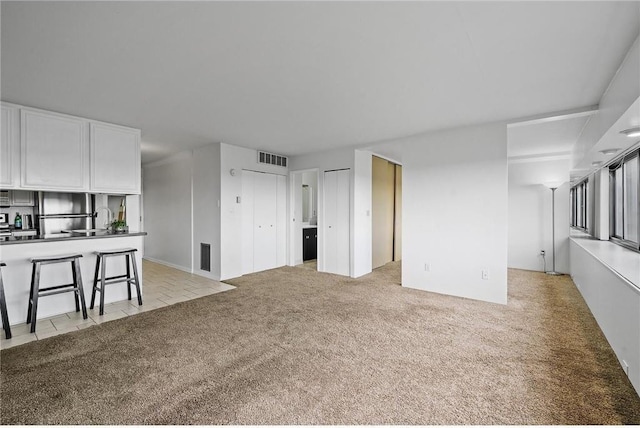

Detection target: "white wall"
[301, 171, 318, 222]
[289, 147, 355, 275]
[193, 143, 221, 279]
[378, 122, 508, 304]
[141, 151, 193, 271]
[508, 159, 570, 273]
[353, 150, 372, 277]
[219, 143, 288, 280]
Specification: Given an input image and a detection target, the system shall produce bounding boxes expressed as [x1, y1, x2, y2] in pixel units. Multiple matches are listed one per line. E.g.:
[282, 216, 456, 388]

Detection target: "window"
[610, 149, 640, 251]
[571, 179, 588, 230]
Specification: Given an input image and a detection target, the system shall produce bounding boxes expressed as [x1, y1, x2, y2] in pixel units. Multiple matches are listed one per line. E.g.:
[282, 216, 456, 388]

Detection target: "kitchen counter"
[0, 232, 146, 325]
[302, 224, 317, 229]
[0, 231, 147, 245]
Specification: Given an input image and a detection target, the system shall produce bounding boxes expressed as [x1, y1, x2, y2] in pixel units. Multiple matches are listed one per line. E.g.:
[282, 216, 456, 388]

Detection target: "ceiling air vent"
[258, 151, 288, 168]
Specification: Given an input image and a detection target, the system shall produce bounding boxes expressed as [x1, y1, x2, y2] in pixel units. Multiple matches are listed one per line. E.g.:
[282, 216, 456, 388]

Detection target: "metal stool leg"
[130, 252, 142, 306]
[29, 263, 41, 333]
[26, 262, 36, 324]
[71, 261, 80, 313]
[73, 258, 88, 319]
[99, 255, 107, 316]
[126, 254, 132, 301]
[0, 265, 12, 340]
[90, 254, 101, 310]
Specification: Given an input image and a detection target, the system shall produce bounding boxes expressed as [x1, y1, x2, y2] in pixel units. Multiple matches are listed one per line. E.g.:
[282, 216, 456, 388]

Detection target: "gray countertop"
[0, 231, 147, 245]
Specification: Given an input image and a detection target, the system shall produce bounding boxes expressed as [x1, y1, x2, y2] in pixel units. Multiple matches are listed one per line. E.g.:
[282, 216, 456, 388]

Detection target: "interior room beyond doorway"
[291, 169, 319, 271]
[372, 155, 402, 270]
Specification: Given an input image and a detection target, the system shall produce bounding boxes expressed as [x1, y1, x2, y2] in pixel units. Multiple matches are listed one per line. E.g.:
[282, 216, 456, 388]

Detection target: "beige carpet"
[1, 263, 639, 424]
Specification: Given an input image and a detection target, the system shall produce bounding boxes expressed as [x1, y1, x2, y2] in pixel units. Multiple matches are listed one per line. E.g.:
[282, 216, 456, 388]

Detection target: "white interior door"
[241, 171, 255, 275]
[276, 174, 287, 267]
[253, 173, 278, 272]
[324, 169, 350, 276]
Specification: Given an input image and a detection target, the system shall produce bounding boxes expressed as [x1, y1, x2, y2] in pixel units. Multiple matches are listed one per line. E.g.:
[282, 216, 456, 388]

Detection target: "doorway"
[290, 169, 319, 271]
[372, 156, 402, 269]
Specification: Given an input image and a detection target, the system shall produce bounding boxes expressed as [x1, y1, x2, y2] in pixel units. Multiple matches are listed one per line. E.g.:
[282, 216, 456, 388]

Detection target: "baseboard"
[143, 256, 192, 274]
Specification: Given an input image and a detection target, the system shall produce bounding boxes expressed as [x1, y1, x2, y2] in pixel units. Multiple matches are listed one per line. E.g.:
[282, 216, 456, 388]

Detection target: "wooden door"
[372, 156, 395, 268]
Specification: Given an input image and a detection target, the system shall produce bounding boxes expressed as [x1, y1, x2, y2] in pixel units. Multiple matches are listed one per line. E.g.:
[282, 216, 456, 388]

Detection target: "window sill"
[570, 229, 640, 289]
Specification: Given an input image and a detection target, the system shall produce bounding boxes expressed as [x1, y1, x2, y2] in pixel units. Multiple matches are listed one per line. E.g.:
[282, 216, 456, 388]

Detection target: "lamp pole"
[546, 186, 562, 276]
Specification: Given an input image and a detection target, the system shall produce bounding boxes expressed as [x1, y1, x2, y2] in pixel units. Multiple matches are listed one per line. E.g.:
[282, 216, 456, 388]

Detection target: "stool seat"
[31, 254, 83, 264]
[91, 249, 142, 316]
[93, 248, 137, 256]
[0, 262, 11, 339]
[27, 254, 87, 333]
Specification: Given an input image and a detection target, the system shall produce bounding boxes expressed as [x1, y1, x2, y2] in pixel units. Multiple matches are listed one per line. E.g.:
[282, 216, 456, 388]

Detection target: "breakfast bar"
[0, 231, 146, 326]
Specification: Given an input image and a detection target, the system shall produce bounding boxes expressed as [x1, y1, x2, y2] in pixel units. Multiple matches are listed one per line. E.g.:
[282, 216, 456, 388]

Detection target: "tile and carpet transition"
[1, 262, 639, 424]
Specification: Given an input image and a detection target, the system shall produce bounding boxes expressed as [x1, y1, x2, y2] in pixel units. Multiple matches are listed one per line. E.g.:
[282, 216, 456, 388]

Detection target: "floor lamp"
[544, 182, 563, 276]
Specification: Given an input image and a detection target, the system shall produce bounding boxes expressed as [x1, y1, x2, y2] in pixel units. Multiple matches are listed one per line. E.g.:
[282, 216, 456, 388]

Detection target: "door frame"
[288, 168, 320, 267]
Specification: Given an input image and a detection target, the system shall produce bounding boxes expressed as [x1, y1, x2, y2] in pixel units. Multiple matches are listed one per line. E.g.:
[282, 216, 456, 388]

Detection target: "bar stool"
[27, 254, 87, 333]
[0, 262, 12, 339]
[91, 248, 142, 316]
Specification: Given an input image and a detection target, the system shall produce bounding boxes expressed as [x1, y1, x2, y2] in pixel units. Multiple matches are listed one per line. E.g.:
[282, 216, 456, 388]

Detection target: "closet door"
[276, 174, 287, 267]
[253, 173, 278, 272]
[324, 169, 350, 276]
[241, 171, 255, 275]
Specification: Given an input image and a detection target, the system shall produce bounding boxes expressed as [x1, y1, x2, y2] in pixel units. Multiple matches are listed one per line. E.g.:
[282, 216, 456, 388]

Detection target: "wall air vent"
[258, 151, 287, 168]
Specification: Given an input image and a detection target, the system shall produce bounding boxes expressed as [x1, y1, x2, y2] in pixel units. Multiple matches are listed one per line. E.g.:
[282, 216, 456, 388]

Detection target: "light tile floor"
[0, 259, 235, 350]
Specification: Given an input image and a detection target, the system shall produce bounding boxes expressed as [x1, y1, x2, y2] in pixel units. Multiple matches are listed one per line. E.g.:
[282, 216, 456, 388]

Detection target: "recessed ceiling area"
[508, 114, 592, 161]
[1, 1, 639, 163]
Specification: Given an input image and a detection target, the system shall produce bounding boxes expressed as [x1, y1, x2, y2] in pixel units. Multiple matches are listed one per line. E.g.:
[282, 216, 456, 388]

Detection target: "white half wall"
[508, 159, 570, 273]
[193, 143, 221, 279]
[142, 151, 193, 271]
[353, 149, 372, 277]
[383, 122, 508, 304]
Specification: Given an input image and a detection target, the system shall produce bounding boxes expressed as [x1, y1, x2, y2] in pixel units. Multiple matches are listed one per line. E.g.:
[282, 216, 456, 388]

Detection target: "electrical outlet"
[540, 250, 545, 256]
[481, 268, 489, 280]
[424, 263, 431, 272]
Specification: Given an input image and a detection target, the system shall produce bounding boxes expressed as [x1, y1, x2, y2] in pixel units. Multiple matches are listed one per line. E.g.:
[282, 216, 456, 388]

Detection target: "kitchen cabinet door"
[21, 109, 88, 191]
[324, 169, 350, 276]
[10, 190, 34, 206]
[1, 105, 19, 188]
[303, 227, 318, 261]
[91, 122, 141, 194]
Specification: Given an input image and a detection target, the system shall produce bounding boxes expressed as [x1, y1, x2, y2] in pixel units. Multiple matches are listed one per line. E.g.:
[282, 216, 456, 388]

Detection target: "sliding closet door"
[324, 169, 350, 276]
[372, 156, 395, 269]
[253, 173, 278, 272]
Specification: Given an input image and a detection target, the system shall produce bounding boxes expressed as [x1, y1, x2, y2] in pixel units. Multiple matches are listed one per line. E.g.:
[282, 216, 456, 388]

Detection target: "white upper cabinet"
[1, 105, 19, 188]
[21, 109, 88, 191]
[90, 122, 141, 194]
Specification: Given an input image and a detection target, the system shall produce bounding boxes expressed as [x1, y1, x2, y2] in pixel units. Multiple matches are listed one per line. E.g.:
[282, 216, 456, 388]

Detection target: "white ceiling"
[1, 1, 639, 164]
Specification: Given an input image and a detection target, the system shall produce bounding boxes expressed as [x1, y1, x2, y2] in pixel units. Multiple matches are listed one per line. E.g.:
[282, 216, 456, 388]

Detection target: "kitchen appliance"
[0, 213, 10, 237]
[22, 214, 33, 230]
[35, 192, 94, 235]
